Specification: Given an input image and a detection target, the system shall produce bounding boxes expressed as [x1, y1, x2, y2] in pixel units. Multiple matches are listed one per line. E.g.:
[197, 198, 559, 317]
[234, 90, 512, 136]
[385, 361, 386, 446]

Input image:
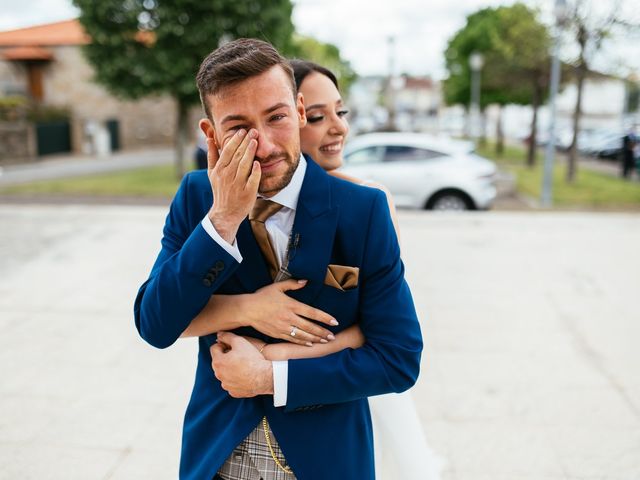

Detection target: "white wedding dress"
[369, 391, 444, 480]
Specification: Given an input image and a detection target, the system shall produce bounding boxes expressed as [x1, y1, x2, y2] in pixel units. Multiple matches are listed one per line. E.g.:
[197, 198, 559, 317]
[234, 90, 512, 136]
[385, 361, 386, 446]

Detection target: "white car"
[579, 129, 624, 159]
[341, 132, 497, 211]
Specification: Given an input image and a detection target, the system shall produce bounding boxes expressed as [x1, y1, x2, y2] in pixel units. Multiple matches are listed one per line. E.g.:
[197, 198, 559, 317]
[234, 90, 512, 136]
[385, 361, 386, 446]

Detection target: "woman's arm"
[181, 293, 247, 337]
[243, 324, 365, 361]
[180, 279, 338, 345]
[328, 170, 400, 240]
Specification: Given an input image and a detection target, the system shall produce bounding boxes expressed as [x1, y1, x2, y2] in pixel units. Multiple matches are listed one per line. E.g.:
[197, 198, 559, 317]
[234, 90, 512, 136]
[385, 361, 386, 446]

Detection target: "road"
[0, 147, 174, 187]
[0, 206, 638, 479]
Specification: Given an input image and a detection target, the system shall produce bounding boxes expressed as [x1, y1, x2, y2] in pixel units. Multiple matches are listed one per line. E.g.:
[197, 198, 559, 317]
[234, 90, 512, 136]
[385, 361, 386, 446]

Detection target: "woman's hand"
[181, 279, 338, 343]
[242, 279, 338, 346]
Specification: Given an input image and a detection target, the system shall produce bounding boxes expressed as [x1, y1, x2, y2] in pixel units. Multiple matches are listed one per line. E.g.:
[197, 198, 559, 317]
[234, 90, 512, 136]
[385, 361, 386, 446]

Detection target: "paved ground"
[0, 205, 639, 480]
[0, 147, 174, 187]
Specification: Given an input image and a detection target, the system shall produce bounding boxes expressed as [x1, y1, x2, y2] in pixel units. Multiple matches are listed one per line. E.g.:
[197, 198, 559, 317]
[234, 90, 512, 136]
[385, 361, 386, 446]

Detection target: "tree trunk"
[527, 84, 541, 168]
[567, 64, 584, 183]
[495, 106, 504, 156]
[174, 100, 188, 179]
[568, 24, 589, 184]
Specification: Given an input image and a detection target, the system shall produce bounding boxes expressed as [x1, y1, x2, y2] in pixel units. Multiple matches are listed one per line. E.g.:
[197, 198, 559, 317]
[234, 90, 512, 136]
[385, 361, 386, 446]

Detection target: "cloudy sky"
[1, 0, 638, 79]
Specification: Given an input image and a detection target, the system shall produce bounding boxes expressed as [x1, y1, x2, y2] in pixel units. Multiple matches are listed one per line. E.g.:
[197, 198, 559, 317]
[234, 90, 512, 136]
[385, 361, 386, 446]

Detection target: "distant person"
[621, 130, 636, 179]
[194, 128, 208, 170]
[635, 133, 640, 177]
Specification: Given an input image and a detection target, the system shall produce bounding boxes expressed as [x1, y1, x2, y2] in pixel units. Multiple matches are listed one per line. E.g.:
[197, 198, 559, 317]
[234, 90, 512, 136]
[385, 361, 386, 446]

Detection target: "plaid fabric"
[217, 420, 296, 480]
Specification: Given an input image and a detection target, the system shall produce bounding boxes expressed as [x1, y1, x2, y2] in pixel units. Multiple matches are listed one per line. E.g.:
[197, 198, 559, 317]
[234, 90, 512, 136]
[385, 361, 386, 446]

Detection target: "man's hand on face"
[207, 128, 261, 244]
[210, 331, 274, 398]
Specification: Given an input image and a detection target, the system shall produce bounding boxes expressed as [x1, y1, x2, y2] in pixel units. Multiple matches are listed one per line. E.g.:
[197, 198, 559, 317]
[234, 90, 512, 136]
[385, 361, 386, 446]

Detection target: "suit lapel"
[286, 158, 338, 306]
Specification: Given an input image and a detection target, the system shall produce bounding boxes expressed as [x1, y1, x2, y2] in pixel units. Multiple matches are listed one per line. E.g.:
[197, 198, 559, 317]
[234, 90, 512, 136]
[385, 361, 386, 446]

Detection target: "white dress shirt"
[201, 154, 307, 407]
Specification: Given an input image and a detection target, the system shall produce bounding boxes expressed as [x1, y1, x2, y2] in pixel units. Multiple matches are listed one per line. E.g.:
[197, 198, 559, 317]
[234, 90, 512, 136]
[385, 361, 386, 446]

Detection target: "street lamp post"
[469, 52, 484, 144]
[541, 0, 567, 207]
[386, 35, 397, 131]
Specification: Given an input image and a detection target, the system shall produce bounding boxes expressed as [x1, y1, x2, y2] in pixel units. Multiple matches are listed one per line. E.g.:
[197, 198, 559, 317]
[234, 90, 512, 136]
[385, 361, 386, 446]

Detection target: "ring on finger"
[290, 326, 298, 337]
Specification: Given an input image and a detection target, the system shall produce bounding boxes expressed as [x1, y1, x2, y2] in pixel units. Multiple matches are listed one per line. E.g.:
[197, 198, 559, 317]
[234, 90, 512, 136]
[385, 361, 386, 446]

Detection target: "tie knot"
[250, 198, 283, 223]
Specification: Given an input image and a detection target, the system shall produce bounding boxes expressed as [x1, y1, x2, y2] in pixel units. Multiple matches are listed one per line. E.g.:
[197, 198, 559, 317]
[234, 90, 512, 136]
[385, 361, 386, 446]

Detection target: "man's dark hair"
[290, 59, 339, 91]
[196, 38, 296, 120]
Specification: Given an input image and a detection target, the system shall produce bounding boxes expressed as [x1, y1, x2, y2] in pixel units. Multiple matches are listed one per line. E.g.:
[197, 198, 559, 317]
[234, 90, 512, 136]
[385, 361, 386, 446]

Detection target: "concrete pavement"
[0, 147, 174, 187]
[0, 206, 638, 479]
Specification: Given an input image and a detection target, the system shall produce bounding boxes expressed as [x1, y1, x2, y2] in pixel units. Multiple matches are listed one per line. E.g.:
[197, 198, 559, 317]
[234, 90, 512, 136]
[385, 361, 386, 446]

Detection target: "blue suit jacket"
[134, 157, 423, 480]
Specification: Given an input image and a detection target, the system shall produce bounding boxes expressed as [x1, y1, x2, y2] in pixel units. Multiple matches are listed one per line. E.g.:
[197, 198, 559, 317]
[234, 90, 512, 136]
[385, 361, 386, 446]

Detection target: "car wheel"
[428, 191, 473, 211]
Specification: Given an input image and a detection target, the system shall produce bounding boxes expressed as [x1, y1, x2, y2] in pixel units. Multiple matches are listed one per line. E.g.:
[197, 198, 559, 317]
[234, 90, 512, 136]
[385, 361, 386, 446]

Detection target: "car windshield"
[384, 145, 446, 162]
[344, 145, 385, 165]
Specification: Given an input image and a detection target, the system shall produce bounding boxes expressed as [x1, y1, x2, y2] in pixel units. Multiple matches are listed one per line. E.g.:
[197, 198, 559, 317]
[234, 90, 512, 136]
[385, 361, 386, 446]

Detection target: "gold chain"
[262, 416, 292, 474]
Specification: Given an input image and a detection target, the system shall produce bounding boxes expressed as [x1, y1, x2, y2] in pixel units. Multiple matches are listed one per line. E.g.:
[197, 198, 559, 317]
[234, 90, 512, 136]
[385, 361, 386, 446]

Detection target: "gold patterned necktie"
[249, 198, 284, 280]
[249, 198, 294, 474]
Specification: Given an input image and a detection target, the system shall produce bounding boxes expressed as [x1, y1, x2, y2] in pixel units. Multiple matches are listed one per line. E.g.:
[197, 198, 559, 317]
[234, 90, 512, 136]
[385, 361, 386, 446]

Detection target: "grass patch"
[514, 164, 640, 207]
[477, 142, 640, 208]
[3, 144, 639, 209]
[0, 164, 180, 198]
[476, 142, 541, 167]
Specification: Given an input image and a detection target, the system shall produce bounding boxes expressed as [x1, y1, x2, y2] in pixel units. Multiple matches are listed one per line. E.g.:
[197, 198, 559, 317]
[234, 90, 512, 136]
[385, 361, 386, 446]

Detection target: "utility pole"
[469, 52, 484, 145]
[386, 35, 396, 131]
[541, 0, 567, 207]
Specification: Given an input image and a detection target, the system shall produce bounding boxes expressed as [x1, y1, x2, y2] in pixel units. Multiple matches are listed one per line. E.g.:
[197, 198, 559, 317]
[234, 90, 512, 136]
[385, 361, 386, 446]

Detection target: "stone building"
[0, 19, 179, 160]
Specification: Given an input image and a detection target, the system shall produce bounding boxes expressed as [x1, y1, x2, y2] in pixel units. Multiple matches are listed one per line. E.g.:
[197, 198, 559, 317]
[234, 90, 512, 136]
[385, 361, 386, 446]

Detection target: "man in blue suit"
[134, 38, 422, 480]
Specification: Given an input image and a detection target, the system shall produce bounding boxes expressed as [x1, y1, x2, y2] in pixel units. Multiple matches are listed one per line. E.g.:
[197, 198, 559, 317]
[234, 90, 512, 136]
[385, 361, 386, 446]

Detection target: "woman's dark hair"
[290, 59, 339, 91]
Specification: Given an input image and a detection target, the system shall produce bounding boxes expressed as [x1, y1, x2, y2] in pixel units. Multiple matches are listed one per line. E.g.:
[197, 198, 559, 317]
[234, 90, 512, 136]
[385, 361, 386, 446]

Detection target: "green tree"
[290, 35, 357, 96]
[560, 0, 638, 183]
[443, 4, 552, 160]
[488, 4, 552, 165]
[73, 0, 295, 177]
[443, 7, 499, 109]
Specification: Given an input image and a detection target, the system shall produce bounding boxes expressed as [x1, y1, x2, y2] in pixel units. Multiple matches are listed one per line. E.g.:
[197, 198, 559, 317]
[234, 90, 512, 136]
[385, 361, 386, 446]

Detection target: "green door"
[36, 121, 71, 156]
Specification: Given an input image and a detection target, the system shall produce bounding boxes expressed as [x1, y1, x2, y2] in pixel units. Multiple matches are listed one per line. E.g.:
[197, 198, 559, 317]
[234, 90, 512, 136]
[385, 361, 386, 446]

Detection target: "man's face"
[203, 66, 307, 196]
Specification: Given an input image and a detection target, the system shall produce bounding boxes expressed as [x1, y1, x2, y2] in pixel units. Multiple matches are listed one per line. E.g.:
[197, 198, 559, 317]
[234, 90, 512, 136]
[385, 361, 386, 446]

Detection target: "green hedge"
[0, 96, 70, 122]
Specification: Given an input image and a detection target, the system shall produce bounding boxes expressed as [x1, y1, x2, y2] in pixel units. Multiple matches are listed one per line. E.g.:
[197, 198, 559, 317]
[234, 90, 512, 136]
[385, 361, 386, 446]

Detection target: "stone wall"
[43, 46, 179, 151]
[0, 122, 35, 164]
[1, 46, 207, 160]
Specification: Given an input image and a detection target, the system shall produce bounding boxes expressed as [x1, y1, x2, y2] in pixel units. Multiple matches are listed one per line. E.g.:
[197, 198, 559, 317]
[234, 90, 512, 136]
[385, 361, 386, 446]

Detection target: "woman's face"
[299, 72, 349, 171]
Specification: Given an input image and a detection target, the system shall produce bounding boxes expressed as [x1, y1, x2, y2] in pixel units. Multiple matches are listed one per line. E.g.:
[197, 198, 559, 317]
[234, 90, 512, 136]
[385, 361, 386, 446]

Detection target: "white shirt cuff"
[200, 216, 243, 263]
[272, 360, 288, 407]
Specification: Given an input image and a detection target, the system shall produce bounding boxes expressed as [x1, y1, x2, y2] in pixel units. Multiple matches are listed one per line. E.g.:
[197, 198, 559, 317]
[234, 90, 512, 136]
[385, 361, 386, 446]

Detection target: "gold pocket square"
[324, 264, 359, 291]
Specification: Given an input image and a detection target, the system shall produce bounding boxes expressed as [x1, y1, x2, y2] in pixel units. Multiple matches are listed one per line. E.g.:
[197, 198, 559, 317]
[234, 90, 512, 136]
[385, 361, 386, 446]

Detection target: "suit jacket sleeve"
[285, 190, 423, 411]
[133, 174, 239, 349]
